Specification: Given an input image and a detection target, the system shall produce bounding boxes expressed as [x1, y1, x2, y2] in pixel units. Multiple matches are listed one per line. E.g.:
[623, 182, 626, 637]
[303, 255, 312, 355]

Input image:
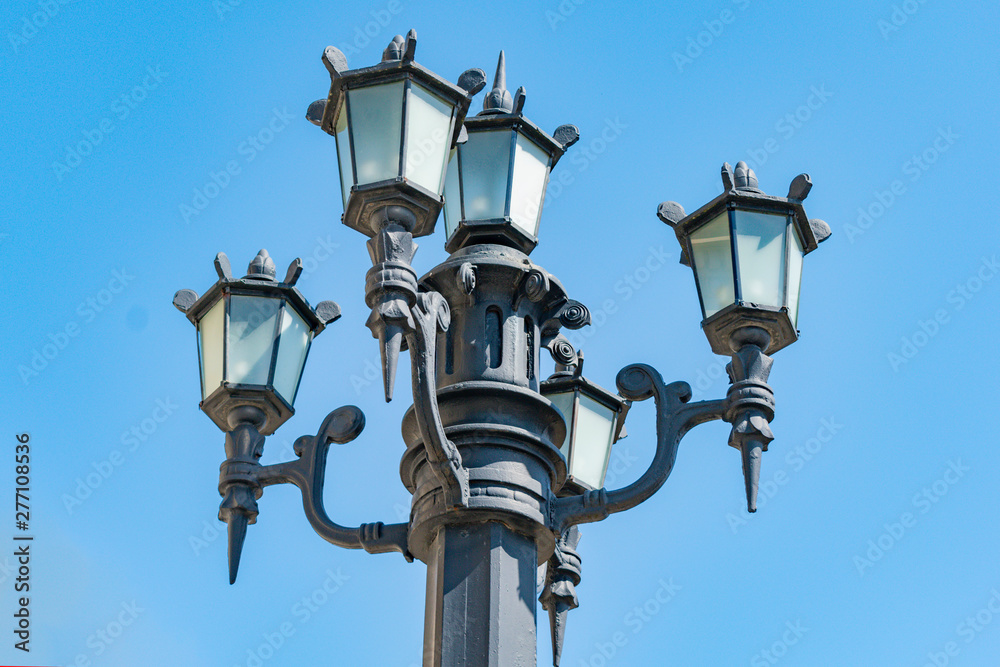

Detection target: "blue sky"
[2, 0, 998, 665]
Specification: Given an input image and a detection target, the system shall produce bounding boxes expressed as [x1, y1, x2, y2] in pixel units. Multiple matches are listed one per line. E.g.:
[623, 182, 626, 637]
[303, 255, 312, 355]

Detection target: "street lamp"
[442, 51, 579, 254]
[174, 32, 831, 667]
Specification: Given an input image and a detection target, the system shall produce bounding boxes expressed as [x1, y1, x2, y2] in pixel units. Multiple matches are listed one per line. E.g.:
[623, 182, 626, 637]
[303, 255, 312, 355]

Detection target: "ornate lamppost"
[174, 31, 831, 667]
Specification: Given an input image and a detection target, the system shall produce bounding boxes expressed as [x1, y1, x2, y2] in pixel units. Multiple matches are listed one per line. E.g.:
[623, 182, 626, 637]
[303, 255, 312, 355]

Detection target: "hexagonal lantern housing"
[312, 31, 476, 239]
[442, 52, 578, 255]
[659, 162, 831, 356]
[541, 362, 629, 495]
[173, 250, 340, 435]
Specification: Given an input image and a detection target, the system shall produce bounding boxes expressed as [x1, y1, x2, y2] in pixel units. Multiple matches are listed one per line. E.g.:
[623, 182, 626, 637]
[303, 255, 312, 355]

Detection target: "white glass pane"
[334, 101, 352, 208]
[508, 134, 550, 238]
[459, 130, 511, 220]
[690, 212, 735, 318]
[734, 211, 787, 309]
[348, 81, 404, 186]
[273, 306, 312, 405]
[404, 84, 453, 194]
[571, 395, 616, 490]
[786, 224, 804, 327]
[197, 299, 225, 400]
[443, 148, 460, 240]
[228, 296, 280, 386]
[546, 391, 576, 460]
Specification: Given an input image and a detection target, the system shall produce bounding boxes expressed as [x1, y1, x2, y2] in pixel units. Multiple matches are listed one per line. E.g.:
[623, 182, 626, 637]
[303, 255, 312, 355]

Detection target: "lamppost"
[173, 31, 831, 667]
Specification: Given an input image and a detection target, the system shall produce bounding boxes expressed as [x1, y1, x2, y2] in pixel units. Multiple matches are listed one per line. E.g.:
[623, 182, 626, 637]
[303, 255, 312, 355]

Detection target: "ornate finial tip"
[382, 34, 405, 61]
[247, 249, 276, 280]
[482, 51, 513, 113]
[733, 161, 760, 191]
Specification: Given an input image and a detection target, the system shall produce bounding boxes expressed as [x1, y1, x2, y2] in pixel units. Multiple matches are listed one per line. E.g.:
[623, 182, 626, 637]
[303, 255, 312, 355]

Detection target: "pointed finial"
[226, 512, 249, 584]
[740, 441, 762, 513]
[733, 161, 760, 191]
[482, 51, 513, 114]
[246, 249, 276, 280]
[379, 325, 403, 402]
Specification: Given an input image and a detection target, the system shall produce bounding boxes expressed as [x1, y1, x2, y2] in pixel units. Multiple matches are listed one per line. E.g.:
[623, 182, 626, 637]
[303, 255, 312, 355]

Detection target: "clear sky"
[2, 0, 998, 665]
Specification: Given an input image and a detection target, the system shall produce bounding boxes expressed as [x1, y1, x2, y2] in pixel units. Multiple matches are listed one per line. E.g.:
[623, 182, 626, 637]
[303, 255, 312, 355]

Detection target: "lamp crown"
[482, 51, 514, 114]
[246, 249, 276, 281]
[732, 161, 761, 192]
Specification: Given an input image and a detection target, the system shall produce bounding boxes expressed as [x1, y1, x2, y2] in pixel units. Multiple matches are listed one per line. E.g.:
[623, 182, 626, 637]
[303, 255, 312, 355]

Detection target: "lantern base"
[444, 218, 539, 255]
[200, 383, 294, 436]
[343, 180, 442, 238]
[702, 303, 798, 357]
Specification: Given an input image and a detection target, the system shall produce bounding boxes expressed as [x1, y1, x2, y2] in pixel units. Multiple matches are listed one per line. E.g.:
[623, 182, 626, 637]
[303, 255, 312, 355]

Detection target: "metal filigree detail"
[457, 262, 476, 295]
[523, 269, 550, 302]
[558, 300, 591, 330]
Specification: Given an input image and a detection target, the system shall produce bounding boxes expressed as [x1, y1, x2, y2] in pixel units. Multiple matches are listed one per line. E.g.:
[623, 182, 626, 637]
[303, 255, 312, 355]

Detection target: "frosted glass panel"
[690, 212, 735, 318]
[547, 391, 576, 459]
[334, 102, 352, 208]
[459, 130, 511, 220]
[508, 134, 549, 237]
[571, 395, 616, 490]
[734, 211, 787, 309]
[348, 81, 404, 185]
[228, 296, 280, 386]
[443, 149, 460, 239]
[404, 84, 453, 193]
[198, 299, 225, 400]
[786, 224, 804, 327]
[273, 306, 312, 405]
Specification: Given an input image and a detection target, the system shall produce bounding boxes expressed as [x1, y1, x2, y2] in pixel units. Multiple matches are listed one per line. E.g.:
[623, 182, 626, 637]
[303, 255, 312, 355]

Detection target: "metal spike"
[494, 50, 506, 93]
[740, 441, 763, 513]
[380, 325, 403, 402]
[226, 511, 249, 584]
[549, 602, 570, 667]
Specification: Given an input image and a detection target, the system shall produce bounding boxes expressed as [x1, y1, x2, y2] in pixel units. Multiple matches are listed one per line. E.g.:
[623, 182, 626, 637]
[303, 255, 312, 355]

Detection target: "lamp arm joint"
[255, 406, 411, 560]
[552, 364, 726, 531]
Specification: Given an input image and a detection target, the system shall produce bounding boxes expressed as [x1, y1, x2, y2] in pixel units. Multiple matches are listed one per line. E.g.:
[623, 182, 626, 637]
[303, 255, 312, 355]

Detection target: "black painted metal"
[174, 35, 832, 667]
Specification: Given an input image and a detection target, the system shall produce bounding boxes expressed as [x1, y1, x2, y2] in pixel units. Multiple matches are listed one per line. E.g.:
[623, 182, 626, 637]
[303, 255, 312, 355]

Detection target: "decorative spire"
[482, 51, 514, 114]
[246, 249, 276, 280]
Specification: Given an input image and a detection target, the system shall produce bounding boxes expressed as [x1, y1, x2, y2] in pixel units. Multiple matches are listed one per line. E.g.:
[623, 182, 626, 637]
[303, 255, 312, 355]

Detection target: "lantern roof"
[657, 162, 832, 267]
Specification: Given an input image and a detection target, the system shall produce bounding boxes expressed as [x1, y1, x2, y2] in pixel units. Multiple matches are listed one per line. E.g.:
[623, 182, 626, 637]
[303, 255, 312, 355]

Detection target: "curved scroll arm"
[403, 291, 470, 509]
[255, 406, 411, 561]
[552, 363, 725, 531]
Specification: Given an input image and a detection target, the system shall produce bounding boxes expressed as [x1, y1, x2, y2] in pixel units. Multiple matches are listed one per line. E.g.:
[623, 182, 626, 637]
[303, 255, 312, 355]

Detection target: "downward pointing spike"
[226, 511, 249, 585]
[740, 441, 763, 513]
[549, 603, 570, 667]
[379, 325, 404, 403]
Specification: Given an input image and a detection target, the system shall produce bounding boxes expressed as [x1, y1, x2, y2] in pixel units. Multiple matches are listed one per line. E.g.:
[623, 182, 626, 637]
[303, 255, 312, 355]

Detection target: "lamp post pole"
[174, 30, 831, 667]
